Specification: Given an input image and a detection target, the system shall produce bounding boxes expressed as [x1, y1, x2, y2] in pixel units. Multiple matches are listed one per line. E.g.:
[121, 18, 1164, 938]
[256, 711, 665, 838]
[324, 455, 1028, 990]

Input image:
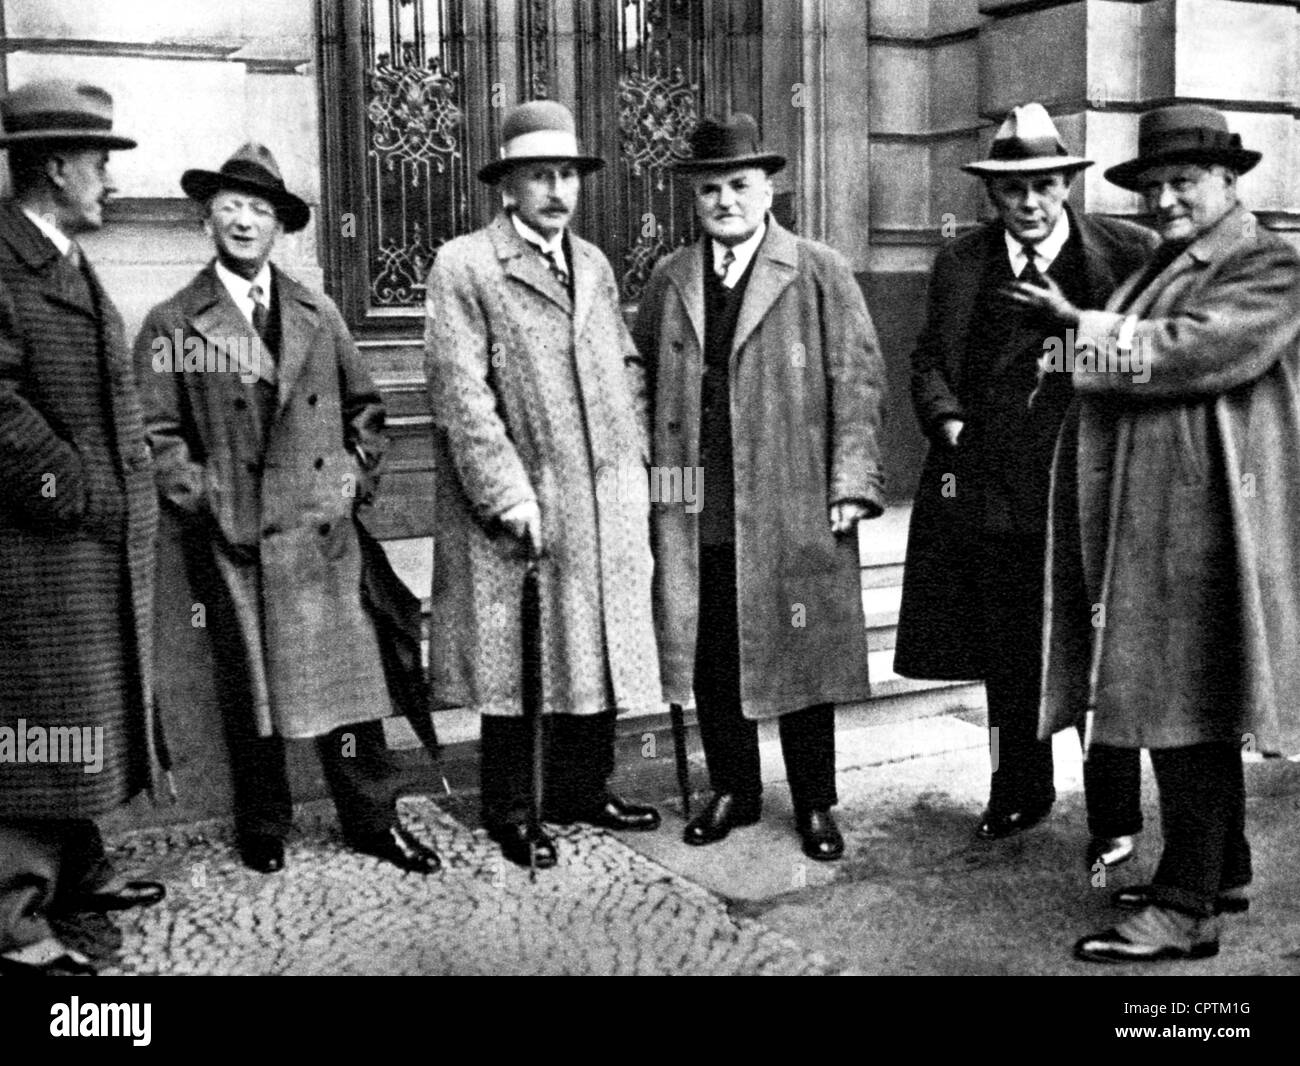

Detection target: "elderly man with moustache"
[634, 114, 886, 860]
[1014, 105, 1300, 961]
[133, 144, 441, 876]
[0, 79, 166, 976]
[894, 104, 1156, 866]
[424, 101, 662, 870]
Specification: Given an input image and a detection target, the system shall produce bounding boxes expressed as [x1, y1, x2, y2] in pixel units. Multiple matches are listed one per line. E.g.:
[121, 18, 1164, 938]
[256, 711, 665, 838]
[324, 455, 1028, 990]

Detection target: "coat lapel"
[663, 241, 705, 351]
[272, 268, 321, 408]
[489, 212, 573, 315]
[731, 220, 800, 358]
[0, 201, 98, 319]
[187, 265, 278, 386]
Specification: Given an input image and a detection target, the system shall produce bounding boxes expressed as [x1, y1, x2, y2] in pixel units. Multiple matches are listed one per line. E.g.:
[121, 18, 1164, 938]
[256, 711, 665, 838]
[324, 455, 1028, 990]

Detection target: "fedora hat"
[962, 103, 1091, 176]
[0, 79, 136, 149]
[478, 100, 604, 184]
[1104, 105, 1261, 192]
[181, 142, 310, 233]
[673, 113, 786, 175]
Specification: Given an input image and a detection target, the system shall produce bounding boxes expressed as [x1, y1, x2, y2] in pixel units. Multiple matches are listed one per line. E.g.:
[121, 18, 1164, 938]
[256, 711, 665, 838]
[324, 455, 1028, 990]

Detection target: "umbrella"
[669, 703, 692, 817]
[521, 533, 545, 880]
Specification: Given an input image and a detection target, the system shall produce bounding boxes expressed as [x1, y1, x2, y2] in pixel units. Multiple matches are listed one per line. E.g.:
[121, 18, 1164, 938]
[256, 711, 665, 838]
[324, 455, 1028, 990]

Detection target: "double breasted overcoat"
[0, 200, 162, 818]
[894, 210, 1155, 680]
[1040, 205, 1300, 754]
[133, 263, 390, 739]
[633, 220, 886, 720]
[423, 212, 661, 718]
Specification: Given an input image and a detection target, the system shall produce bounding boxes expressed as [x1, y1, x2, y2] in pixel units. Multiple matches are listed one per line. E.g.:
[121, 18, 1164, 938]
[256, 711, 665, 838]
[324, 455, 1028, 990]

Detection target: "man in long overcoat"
[0, 80, 166, 975]
[634, 114, 887, 861]
[893, 104, 1155, 862]
[424, 101, 662, 869]
[1021, 106, 1300, 961]
[134, 144, 440, 876]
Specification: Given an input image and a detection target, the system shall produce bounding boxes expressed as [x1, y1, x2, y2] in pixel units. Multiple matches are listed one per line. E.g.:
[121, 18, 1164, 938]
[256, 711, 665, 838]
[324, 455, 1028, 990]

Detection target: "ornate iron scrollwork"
[367, 56, 462, 179]
[618, 62, 697, 192]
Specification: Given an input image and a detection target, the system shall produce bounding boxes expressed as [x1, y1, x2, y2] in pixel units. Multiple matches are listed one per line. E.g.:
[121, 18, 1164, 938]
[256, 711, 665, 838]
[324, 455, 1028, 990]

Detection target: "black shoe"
[975, 799, 1053, 841]
[0, 951, 97, 977]
[566, 793, 661, 832]
[1086, 835, 1136, 869]
[65, 880, 166, 913]
[683, 792, 761, 846]
[488, 821, 558, 870]
[1074, 906, 1220, 963]
[796, 808, 844, 862]
[1113, 884, 1249, 915]
[238, 834, 286, 874]
[349, 824, 442, 875]
[47, 912, 123, 964]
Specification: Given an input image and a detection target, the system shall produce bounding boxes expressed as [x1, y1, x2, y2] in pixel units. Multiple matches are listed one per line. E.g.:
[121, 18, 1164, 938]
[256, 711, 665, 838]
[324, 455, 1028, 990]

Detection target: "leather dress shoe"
[1113, 883, 1249, 915]
[683, 792, 761, 846]
[1086, 834, 1136, 869]
[1075, 905, 1220, 963]
[975, 800, 1053, 841]
[0, 945, 97, 977]
[349, 824, 442, 875]
[488, 821, 558, 870]
[47, 912, 123, 964]
[796, 808, 844, 862]
[570, 793, 661, 832]
[66, 880, 166, 913]
[238, 834, 286, 874]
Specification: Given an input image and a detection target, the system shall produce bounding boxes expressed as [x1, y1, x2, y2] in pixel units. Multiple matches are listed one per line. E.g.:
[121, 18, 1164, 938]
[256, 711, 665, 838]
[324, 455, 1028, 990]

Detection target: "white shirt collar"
[214, 258, 273, 327]
[711, 219, 767, 288]
[510, 211, 568, 273]
[21, 208, 71, 256]
[1005, 208, 1071, 275]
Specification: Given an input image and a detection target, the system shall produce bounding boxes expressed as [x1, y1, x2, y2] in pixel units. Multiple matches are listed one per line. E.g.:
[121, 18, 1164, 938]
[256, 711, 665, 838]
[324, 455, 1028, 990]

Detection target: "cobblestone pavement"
[99, 797, 836, 976]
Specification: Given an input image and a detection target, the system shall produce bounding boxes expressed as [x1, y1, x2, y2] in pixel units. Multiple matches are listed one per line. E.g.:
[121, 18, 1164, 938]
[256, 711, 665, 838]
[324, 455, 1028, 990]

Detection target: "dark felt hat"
[672, 113, 786, 175]
[181, 142, 310, 233]
[0, 79, 136, 150]
[1104, 105, 1261, 192]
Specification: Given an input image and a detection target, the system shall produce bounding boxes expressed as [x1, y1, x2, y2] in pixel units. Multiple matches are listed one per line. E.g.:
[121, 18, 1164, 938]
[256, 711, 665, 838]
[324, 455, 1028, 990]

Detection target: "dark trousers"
[479, 711, 615, 827]
[695, 543, 837, 813]
[1149, 742, 1251, 918]
[225, 715, 397, 844]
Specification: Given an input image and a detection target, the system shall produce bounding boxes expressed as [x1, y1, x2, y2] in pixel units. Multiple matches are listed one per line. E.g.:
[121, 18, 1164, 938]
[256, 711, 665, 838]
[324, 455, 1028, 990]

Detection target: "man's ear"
[43, 154, 68, 190]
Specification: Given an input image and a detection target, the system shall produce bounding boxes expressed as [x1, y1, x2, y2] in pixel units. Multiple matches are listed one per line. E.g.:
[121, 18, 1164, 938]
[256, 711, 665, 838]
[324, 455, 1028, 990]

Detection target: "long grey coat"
[424, 213, 661, 718]
[633, 220, 886, 720]
[0, 200, 162, 818]
[133, 263, 390, 739]
[1040, 205, 1300, 754]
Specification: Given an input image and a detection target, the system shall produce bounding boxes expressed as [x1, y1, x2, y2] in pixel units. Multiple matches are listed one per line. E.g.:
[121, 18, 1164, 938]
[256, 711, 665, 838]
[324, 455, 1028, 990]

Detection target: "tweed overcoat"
[132, 263, 390, 739]
[0, 200, 162, 818]
[894, 210, 1156, 680]
[1040, 206, 1300, 754]
[633, 220, 886, 720]
[424, 212, 661, 718]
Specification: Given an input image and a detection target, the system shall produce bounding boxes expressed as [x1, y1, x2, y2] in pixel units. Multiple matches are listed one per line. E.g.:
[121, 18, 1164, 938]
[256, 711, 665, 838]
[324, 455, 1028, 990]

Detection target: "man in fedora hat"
[1014, 104, 1300, 961]
[425, 100, 663, 869]
[131, 143, 441, 876]
[633, 113, 887, 860]
[894, 103, 1155, 863]
[0, 78, 167, 975]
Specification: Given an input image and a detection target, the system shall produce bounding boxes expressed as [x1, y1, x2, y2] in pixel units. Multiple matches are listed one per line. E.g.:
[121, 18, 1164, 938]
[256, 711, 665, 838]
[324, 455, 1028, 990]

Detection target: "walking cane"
[669, 703, 692, 818]
[521, 530, 545, 881]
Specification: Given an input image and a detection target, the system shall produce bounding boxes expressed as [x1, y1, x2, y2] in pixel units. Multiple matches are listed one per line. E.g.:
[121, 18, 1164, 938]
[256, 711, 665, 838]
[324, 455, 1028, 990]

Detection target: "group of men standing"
[1, 71, 1296, 975]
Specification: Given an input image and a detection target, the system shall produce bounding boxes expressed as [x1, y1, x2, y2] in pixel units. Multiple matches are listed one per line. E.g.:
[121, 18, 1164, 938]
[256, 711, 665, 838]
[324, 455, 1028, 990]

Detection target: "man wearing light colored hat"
[894, 103, 1155, 863]
[425, 100, 663, 869]
[0, 79, 167, 975]
[1019, 104, 1300, 962]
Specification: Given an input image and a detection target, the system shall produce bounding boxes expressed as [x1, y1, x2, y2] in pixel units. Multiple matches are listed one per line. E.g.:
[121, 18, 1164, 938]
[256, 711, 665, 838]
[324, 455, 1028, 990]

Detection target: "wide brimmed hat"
[1104, 105, 1261, 192]
[478, 100, 604, 184]
[0, 79, 136, 150]
[962, 103, 1091, 176]
[181, 142, 310, 233]
[673, 113, 786, 175]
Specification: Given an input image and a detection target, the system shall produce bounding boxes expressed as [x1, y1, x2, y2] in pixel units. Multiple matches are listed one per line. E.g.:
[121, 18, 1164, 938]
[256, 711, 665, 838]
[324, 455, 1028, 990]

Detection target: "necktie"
[1018, 242, 1044, 287]
[65, 241, 84, 271]
[249, 284, 269, 341]
[716, 247, 736, 286]
[540, 247, 568, 287]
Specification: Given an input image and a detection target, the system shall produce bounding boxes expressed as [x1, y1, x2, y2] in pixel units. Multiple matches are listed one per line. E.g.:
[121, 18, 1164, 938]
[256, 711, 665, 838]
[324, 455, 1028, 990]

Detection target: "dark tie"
[249, 284, 269, 342]
[1018, 242, 1044, 286]
[65, 241, 84, 271]
[716, 247, 736, 286]
[539, 246, 568, 287]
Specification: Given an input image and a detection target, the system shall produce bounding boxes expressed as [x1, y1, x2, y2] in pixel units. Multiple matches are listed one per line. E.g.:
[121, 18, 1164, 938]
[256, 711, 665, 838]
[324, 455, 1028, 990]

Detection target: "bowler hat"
[478, 100, 604, 184]
[962, 103, 1091, 176]
[0, 79, 136, 150]
[1104, 105, 1261, 192]
[181, 143, 310, 233]
[672, 113, 786, 175]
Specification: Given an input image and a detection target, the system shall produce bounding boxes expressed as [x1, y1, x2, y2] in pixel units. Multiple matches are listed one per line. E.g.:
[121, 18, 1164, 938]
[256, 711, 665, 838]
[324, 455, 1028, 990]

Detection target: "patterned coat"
[0, 199, 162, 818]
[424, 212, 661, 718]
[133, 263, 391, 739]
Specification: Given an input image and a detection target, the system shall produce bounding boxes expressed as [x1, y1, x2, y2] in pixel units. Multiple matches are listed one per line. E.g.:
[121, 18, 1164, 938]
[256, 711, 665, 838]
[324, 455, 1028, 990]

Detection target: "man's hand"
[829, 500, 874, 536]
[1003, 272, 1081, 326]
[939, 418, 964, 449]
[499, 499, 542, 554]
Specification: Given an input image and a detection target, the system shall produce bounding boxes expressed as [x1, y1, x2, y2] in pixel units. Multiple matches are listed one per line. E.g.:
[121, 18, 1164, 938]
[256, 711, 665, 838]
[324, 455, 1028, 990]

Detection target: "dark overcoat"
[132, 263, 390, 739]
[424, 213, 662, 719]
[0, 200, 162, 818]
[633, 220, 886, 720]
[1041, 206, 1300, 754]
[894, 210, 1155, 680]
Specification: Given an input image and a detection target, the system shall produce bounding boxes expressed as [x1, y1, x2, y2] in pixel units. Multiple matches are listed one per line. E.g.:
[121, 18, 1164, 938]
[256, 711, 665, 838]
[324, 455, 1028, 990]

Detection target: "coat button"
[307, 394, 319, 406]
[245, 461, 260, 474]
[318, 522, 331, 536]
[263, 524, 279, 537]
[234, 397, 248, 411]
[313, 457, 324, 470]
[671, 339, 684, 352]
